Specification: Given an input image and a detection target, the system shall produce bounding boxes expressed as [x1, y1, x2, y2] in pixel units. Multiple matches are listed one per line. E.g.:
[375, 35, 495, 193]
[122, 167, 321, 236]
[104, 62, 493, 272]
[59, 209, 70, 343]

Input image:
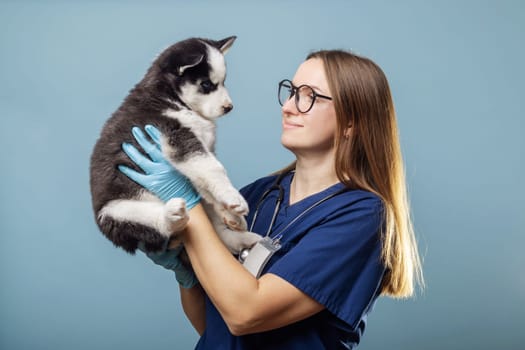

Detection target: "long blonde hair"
[298, 50, 424, 297]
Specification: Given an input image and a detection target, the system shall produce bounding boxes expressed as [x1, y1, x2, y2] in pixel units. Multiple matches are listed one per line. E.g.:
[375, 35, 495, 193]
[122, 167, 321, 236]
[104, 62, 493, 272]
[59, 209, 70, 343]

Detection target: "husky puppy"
[90, 36, 260, 254]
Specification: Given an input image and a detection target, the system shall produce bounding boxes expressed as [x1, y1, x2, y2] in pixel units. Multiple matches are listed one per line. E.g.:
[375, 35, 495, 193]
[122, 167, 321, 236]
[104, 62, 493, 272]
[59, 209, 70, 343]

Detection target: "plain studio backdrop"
[0, 1, 523, 349]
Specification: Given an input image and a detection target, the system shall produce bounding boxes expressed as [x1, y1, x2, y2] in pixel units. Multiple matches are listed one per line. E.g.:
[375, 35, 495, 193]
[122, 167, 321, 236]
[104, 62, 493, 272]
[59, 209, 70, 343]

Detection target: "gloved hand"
[138, 241, 198, 289]
[118, 124, 201, 208]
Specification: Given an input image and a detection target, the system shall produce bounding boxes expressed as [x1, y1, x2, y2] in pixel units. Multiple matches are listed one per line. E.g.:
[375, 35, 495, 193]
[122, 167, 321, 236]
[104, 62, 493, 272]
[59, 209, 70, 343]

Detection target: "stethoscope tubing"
[249, 181, 285, 235]
[248, 171, 346, 241]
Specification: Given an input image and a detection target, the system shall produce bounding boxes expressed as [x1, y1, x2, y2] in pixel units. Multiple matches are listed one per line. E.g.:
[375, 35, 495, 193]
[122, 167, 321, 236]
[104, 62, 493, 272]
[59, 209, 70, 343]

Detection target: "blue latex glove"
[119, 125, 200, 288]
[118, 124, 201, 208]
[138, 241, 198, 289]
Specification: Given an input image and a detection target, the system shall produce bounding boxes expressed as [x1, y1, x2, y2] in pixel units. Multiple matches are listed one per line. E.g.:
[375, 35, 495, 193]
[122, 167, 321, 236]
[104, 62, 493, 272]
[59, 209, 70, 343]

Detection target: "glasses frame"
[278, 79, 333, 113]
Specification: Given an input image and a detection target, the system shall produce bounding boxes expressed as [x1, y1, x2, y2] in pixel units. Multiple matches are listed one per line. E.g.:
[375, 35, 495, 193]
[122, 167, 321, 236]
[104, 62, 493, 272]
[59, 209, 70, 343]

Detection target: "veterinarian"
[120, 49, 423, 349]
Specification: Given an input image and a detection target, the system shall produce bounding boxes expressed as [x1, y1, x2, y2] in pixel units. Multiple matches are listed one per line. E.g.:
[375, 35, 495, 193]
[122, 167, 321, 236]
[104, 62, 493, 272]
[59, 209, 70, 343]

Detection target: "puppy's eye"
[200, 80, 217, 93]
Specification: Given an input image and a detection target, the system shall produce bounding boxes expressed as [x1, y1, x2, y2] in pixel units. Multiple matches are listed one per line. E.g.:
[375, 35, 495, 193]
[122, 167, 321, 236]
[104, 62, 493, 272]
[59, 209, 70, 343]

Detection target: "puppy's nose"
[223, 104, 233, 114]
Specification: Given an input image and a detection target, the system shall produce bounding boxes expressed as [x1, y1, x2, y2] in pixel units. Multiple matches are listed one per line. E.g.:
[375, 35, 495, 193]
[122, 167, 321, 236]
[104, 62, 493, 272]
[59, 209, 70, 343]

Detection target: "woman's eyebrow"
[292, 81, 326, 93]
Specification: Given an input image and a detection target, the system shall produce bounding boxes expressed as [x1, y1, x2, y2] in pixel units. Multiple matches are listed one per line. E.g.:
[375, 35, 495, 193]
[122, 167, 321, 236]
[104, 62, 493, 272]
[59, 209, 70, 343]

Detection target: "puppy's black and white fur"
[90, 36, 260, 254]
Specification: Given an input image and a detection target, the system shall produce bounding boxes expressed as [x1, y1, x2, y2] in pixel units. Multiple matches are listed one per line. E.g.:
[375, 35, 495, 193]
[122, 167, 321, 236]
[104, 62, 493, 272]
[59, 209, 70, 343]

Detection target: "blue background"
[1, 1, 523, 349]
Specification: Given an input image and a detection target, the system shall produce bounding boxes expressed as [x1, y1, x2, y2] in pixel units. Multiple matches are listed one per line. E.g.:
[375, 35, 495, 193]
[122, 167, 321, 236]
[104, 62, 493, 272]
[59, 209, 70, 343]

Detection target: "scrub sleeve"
[268, 193, 385, 329]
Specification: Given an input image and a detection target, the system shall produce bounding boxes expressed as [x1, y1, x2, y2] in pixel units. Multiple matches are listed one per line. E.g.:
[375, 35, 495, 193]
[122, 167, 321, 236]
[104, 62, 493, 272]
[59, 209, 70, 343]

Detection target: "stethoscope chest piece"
[238, 248, 251, 263]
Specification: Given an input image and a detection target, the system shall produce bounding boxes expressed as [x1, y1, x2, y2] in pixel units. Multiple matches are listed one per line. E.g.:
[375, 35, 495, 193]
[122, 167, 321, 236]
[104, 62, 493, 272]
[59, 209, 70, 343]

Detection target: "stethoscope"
[238, 171, 287, 263]
[239, 171, 347, 263]
[248, 171, 287, 235]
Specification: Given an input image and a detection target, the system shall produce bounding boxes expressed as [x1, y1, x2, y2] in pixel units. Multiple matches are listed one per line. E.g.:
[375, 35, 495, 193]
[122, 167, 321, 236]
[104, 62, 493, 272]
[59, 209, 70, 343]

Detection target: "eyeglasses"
[278, 79, 333, 113]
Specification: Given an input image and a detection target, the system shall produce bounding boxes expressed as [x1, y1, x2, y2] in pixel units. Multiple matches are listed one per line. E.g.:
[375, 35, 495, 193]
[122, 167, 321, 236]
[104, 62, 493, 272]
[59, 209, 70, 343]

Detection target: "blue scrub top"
[195, 172, 386, 350]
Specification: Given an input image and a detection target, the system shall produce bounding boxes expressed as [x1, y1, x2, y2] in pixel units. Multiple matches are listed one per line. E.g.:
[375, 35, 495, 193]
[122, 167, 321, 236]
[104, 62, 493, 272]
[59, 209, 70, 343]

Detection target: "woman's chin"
[280, 135, 298, 151]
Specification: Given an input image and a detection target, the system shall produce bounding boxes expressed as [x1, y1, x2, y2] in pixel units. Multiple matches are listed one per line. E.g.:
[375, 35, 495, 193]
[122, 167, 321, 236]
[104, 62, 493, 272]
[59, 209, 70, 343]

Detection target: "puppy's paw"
[220, 230, 262, 253]
[220, 209, 248, 231]
[238, 231, 263, 249]
[217, 188, 249, 216]
[163, 198, 189, 233]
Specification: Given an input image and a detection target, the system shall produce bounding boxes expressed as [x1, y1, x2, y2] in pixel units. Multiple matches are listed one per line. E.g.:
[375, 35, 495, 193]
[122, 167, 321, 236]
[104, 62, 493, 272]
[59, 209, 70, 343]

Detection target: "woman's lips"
[282, 121, 304, 129]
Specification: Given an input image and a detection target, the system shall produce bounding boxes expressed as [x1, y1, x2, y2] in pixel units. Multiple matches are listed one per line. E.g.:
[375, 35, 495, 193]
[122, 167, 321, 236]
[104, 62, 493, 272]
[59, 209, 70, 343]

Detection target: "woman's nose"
[281, 96, 298, 114]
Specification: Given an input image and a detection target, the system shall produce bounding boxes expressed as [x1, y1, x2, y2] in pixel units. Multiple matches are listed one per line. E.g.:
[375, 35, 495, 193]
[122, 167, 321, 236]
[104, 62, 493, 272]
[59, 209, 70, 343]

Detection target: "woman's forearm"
[181, 204, 261, 331]
[180, 283, 206, 335]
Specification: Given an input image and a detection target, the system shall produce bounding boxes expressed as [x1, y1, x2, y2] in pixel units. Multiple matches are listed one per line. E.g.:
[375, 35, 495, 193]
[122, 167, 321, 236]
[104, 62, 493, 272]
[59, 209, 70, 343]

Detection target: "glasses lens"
[297, 85, 315, 113]
[278, 80, 293, 106]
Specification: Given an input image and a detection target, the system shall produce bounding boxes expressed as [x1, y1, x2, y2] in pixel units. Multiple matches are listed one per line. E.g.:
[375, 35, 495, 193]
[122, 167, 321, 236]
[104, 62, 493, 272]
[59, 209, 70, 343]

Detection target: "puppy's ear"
[160, 53, 204, 77]
[216, 36, 236, 54]
[175, 54, 204, 76]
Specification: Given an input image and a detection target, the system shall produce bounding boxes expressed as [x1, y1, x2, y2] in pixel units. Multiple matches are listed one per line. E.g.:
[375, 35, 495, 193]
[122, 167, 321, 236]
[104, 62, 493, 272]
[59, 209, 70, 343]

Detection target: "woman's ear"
[344, 123, 353, 138]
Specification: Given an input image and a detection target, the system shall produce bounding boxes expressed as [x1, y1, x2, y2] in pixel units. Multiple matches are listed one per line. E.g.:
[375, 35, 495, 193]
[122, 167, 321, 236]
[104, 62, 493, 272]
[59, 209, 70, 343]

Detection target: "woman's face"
[280, 58, 337, 156]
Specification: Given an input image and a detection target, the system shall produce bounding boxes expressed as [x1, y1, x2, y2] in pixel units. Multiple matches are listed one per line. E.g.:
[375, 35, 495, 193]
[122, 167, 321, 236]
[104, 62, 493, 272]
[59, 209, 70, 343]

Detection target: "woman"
[121, 49, 423, 349]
